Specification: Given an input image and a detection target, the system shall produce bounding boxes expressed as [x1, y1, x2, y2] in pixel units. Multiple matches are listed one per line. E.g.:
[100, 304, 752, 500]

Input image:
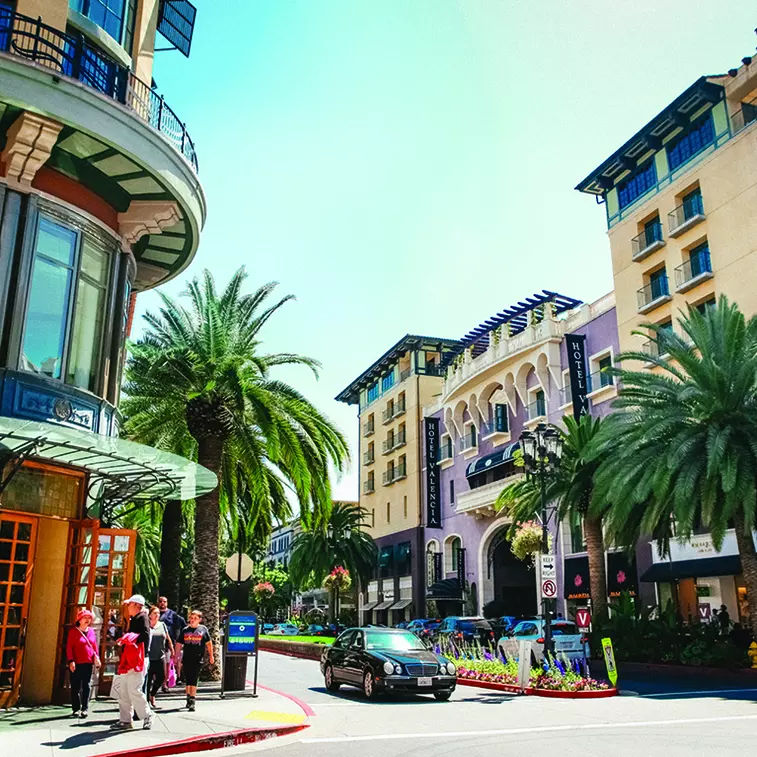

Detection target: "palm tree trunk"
[190, 435, 224, 680]
[733, 513, 757, 641]
[159, 499, 183, 609]
[583, 515, 609, 622]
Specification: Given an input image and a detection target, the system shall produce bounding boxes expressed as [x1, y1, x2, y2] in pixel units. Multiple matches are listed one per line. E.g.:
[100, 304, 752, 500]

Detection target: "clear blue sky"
[135, 0, 757, 501]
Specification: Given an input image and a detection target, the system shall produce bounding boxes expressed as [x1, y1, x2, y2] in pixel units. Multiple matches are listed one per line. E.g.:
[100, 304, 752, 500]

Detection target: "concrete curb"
[259, 638, 324, 660]
[457, 678, 618, 698]
[91, 723, 308, 757]
[619, 661, 757, 680]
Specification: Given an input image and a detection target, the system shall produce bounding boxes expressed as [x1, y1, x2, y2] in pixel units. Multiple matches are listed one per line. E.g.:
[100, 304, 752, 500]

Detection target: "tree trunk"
[159, 499, 183, 609]
[190, 435, 224, 681]
[733, 513, 757, 642]
[583, 515, 609, 622]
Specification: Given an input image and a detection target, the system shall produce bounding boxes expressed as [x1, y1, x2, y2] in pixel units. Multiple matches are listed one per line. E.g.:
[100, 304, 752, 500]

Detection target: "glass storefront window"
[22, 220, 76, 379]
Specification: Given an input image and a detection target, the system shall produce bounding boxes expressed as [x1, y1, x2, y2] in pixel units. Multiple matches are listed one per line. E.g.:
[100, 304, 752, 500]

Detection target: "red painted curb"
[91, 723, 308, 757]
[253, 681, 316, 718]
[456, 677, 617, 698]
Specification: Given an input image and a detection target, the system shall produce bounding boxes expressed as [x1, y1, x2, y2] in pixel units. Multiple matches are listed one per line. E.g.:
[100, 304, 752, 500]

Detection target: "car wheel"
[433, 691, 452, 701]
[362, 669, 378, 699]
[324, 664, 340, 692]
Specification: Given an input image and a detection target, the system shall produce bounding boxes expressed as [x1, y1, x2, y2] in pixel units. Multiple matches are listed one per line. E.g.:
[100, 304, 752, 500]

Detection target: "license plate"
[417, 677, 432, 687]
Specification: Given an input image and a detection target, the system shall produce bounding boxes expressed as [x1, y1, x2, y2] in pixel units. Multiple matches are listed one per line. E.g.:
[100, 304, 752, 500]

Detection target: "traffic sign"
[602, 637, 618, 687]
[540, 554, 556, 580]
[541, 578, 557, 599]
[576, 607, 591, 631]
[225, 553, 254, 582]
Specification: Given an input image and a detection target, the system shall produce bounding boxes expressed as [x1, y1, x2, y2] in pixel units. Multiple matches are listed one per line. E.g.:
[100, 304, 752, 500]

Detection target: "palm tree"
[495, 415, 610, 621]
[594, 297, 757, 640]
[122, 268, 349, 677]
[289, 502, 377, 624]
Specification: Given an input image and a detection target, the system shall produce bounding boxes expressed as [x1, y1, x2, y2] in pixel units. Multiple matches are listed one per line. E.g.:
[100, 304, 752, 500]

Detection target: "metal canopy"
[466, 442, 520, 478]
[360, 601, 378, 612]
[389, 599, 413, 611]
[0, 417, 216, 520]
[373, 600, 394, 611]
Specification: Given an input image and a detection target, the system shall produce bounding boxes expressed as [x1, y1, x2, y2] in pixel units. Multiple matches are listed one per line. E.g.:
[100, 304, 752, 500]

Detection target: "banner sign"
[425, 417, 442, 528]
[565, 333, 590, 421]
[456, 547, 466, 587]
[433, 552, 443, 583]
[227, 612, 257, 655]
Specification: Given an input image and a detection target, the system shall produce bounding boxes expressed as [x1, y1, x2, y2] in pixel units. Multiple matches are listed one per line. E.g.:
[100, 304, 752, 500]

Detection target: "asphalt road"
[236, 652, 757, 757]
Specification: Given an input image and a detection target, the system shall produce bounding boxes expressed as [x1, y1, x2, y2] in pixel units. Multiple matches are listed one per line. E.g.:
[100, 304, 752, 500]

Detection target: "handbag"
[167, 659, 177, 688]
[78, 628, 100, 667]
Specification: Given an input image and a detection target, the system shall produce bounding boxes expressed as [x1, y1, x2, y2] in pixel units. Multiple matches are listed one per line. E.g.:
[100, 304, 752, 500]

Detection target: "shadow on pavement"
[308, 686, 515, 704]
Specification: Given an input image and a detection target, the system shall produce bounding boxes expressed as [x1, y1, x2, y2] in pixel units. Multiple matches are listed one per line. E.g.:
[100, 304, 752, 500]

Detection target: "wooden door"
[0, 513, 37, 708]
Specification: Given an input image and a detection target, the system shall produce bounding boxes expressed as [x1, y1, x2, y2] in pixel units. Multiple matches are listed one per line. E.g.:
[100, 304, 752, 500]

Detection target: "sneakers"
[187, 697, 196, 712]
[80, 711, 88, 719]
[110, 721, 134, 731]
[70, 710, 80, 718]
[143, 714, 154, 730]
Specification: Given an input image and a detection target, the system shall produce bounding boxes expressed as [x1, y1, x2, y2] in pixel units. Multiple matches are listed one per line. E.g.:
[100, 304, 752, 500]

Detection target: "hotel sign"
[425, 417, 442, 528]
[565, 333, 590, 421]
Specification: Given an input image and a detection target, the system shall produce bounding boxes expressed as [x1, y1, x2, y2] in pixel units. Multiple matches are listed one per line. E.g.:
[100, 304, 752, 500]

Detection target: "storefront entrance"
[0, 513, 37, 708]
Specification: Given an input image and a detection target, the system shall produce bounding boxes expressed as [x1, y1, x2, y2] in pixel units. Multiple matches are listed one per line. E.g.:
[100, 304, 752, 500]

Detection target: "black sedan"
[320, 627, 457, 700]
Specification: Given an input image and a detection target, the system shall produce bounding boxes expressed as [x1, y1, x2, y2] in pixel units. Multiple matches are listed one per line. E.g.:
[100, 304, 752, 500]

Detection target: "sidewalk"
[0, 683, 310, 757]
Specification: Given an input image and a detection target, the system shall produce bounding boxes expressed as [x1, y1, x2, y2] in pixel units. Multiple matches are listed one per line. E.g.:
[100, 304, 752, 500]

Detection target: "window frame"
[618, 160, 657, 210]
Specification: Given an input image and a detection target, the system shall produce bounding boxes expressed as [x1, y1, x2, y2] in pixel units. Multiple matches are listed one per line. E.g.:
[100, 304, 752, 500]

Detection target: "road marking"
[301, 713, 757, 743]
[642, 688, 757, 698]
[244, 710, 307, 724]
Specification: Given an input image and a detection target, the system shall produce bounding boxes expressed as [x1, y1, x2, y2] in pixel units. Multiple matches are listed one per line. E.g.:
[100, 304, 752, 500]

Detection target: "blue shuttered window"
[667, 116, 715, 171]
[618, 161, 657, 210]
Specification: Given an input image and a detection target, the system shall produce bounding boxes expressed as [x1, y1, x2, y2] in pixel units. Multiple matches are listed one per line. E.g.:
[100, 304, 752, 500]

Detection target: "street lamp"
[519, 422, 563, 657]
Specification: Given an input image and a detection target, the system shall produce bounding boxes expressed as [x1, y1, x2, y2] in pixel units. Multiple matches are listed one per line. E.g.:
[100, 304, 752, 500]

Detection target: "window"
[643, 216, 663, 247]
[449, 479, 455, 505]
[379, 546, 394, 578]
[446, 536, 461, 574]
[381, 372, 395, 392]
[494, 403, 508, 433]
[648, 267, 669, 301]
[403, 496, 408, 518]
[367, 383, 379, 403]
[667, 115, 715, 171]
[70, 0, 127, 42]
[598, 355, 613, 388]
[696, 297, 716, 316]
[688, 241, 711, 278]
[386, 502, 391, 523]
[535, 389, 546, 417]
[396, 542, 411, 575]
[618, 161, 657, 210]
[371, 508, 375, 528]
[681, 188, 704, 221]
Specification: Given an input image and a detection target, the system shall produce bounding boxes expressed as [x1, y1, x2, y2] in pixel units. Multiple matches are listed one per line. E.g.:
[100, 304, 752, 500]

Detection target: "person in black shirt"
[175, 609, 213, 711]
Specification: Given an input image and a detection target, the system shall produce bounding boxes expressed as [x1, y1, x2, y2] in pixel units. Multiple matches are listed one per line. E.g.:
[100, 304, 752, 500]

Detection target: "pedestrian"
[147, 605, 174, 707]
[65, 609, 101, 719]
[175, 609, 214, 712]
[158, 596, 185, 692]
[110, 595, 153, 731]
[718, 604, 730, 633]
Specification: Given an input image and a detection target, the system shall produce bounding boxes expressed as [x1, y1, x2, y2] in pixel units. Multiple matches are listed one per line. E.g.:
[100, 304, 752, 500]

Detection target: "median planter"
[456, 677, 618, 698]
[259, 638, 325, 660]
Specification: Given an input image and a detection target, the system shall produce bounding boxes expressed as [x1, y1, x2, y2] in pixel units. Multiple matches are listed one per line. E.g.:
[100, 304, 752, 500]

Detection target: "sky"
[135, 0, 757, 502]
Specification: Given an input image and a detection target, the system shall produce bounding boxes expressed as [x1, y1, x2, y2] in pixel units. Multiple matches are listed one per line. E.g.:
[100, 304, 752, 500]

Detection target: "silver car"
[497, 619, 586, 663]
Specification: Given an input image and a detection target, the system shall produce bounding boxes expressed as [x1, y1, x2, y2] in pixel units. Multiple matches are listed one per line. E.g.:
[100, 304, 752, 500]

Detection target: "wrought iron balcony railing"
[637, 275, 670, 311]
[631, 222, 665, 261]
[393, 397, 406, 418]
[363, 478, 375, 494]
[674, 248, 712, 290]
[730, 105, 757, 135]
[589, 369, 614, 393]
[363, 449, 375, 465]
[438, 442, 453, 462]
[0, 11, 198, 171]
[363, 419, 375, 436]
[382, 469, 395, 486]
[668, 193, 704, 237]
[382, 405, 394, 424]
[527, 399, 547, 420]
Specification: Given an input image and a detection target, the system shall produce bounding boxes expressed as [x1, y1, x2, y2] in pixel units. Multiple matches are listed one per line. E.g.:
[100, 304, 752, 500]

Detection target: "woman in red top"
[65, 609, 101, 718]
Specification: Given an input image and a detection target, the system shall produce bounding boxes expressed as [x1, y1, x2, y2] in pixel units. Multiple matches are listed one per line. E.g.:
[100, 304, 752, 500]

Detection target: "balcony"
[400, 367, 412, 382]
[730, 105, 757, 135]
[527, 399, 547, 422]
[382, 437, 394, 455]
[588, 370, 614, 395]
[438, 442, 453, 463]
[363, 449, 375, 465]
[559, 384, 572, 407]
[394, 461, 407, 481]
[456, 476, 522, 517]
[393, 429, 407, 450]
[383, 469, 395, 486]
[668, 193, 705, 238]
[363, 479, 375, 494]
[393, 397, 406, 419]
[674, 249, 713, 293]
[382, 405, 394, 424]
[363, 419, 375, 437]
[1, 11, 198, 171]
[459, 430, 478, 454]
[631, 222, 665, 262]
[637, 275, 671, 314]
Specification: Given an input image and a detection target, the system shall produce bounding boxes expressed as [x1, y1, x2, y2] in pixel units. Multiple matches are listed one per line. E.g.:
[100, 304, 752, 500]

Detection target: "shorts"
[183, 658, 201, 686]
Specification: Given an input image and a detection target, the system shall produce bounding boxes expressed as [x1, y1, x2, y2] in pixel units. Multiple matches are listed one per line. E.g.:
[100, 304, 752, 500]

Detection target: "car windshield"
[365, 630, 426, 651]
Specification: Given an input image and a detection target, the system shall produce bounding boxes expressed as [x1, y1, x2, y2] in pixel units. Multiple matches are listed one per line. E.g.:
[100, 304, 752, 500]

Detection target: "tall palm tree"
[122, 268, 349, 677]
[594, 297, 757, 640]
[495, 415, 610, 620]
[289, 502, 377, 623]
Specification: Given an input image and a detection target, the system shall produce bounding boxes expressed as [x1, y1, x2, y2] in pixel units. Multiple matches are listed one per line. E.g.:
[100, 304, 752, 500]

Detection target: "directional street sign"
[541, 578, 557, 599]
[540, 554, 556, 580]
[576, 607, 591, 631]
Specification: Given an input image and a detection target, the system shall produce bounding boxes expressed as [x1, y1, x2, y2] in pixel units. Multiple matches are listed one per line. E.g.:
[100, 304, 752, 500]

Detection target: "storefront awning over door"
[640, 555, 742, 582]
[0, 417, 216, 518]
[466, 442, 520, 478]
[373, 600, 394, 611]
[426, 577, 463, 601]
[359, 601, 378, 612]
[389, 599, 413, 611]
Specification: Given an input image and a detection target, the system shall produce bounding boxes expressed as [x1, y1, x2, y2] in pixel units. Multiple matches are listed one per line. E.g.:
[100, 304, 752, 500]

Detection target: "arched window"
[445, 536, 461, 574]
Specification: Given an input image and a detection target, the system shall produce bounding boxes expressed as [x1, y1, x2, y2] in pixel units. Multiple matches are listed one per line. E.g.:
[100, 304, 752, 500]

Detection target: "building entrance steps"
[0, 680, 309, 757]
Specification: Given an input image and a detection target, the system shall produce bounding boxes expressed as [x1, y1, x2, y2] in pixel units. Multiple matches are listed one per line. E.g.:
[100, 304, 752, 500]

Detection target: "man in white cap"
[110, 594, 153, 730]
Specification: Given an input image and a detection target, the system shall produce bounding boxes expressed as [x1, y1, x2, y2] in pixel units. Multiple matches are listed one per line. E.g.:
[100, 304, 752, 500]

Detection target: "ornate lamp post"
[519, 422, 563, 657]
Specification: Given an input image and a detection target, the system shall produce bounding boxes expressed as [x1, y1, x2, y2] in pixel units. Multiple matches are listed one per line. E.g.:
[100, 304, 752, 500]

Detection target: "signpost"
[517, 640, 531, 692]
[576, 607, 591, 632]
[601, 637, 617, 688]
[540, 554, 556, 581]
[540, 578, 557, 599]
[221, 610, 259, 699]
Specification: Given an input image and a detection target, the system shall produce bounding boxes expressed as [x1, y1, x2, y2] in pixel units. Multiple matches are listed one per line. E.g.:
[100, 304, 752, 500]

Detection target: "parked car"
[270, 623, 300, 636]
[407, 619, 441, 640]
[320, 627, 457, 700]
[491, 615, 538, 642]
[497, 619, 586, 663]
[261, 623, 274, 635]
[434, 616, 494, 645]
[306, 624, 330, 636]
[394, 621, 409, 629]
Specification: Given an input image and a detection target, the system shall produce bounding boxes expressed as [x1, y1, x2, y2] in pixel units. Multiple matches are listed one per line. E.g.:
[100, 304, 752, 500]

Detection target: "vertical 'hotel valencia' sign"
[565, 333, 590, 421]
[425, 417, 442, 528]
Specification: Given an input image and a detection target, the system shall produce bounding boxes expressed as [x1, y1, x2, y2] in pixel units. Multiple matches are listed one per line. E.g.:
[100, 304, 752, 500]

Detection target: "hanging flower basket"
[253, 581, 276, 601]
[511, 521, 551, 561]
[323, 566, 352, 591]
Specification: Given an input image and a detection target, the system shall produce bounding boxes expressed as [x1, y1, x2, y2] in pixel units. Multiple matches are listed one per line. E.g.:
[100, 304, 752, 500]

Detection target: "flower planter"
[456, 676, 617, 698]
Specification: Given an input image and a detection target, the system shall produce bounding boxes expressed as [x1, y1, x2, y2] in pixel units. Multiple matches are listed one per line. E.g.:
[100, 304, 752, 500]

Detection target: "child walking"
[175, 610, 213, 711]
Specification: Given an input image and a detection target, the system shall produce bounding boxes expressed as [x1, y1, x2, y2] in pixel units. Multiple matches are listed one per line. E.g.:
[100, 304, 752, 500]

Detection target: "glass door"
[0, 513, 37, 708]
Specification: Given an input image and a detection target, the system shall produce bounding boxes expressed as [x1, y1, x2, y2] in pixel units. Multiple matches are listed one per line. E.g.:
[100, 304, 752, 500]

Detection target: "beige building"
[336, 335, 460, 624]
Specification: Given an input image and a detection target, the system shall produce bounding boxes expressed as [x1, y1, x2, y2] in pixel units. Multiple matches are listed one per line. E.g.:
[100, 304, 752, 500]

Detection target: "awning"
[0, 417, 216, 517]
[373, 600, 394, 611]
[640, 555, 742, 583]
[359, 601, 378, 612]
[466, 442, 520, 478]
[389, 599, 413, 611]
[426, 577, 463, 601]
[564, 555, 591, 600]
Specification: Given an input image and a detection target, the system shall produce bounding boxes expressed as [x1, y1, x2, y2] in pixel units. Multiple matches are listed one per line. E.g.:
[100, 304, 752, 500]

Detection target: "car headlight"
[446, 662, 456, 675]
[383, 661, 394, 675]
